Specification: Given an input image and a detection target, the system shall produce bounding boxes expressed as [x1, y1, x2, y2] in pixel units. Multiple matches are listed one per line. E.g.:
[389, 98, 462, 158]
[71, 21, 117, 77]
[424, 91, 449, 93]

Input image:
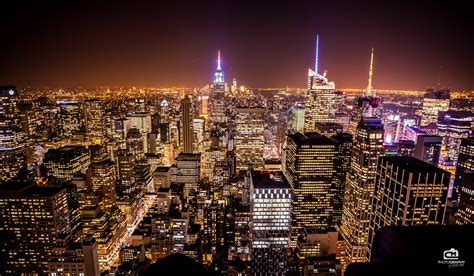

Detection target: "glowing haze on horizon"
[0, 1, 472, 90]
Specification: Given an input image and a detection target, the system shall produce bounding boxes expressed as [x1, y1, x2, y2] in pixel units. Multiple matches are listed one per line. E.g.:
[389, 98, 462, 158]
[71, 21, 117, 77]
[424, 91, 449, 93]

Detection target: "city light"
[0, 2, 472, 275]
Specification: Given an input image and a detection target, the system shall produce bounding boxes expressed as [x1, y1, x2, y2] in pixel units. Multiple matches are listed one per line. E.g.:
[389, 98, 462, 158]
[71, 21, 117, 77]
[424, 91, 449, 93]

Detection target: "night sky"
[1, 0, 473, 90]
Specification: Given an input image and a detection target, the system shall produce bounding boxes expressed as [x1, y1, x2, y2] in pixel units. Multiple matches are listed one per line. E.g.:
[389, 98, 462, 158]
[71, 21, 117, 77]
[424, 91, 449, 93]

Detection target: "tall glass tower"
[304, 36, 338, 131]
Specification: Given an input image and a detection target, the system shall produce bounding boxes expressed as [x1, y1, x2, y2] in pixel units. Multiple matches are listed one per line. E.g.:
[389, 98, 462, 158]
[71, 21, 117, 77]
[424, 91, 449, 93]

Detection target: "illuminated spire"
[366, 47, 375, 96]
[315, 35, 319, 75]
[213, 50, 224, 84]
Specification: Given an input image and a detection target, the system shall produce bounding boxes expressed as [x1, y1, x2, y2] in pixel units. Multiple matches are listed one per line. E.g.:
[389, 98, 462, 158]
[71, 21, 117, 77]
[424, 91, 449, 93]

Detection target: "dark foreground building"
[346, 225, 474, 276]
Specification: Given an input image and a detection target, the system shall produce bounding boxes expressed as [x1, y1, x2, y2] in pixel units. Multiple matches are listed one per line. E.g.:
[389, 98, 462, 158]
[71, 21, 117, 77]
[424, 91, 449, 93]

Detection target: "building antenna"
[315, 34, 319, 75]
[366, 47, 375, 96]
[437, 66, 442, 88]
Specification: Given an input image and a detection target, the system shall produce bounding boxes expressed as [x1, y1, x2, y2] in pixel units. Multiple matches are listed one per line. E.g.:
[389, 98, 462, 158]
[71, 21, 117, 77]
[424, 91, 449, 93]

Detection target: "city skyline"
[0, 2, 473, 275]
[1, 1, 473, 90]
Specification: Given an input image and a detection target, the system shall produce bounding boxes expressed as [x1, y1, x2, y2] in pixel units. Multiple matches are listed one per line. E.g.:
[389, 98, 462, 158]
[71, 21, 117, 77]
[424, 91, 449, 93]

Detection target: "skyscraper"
[231, 78, 237, 93]
[127, 113, 152, 153]
[235, 107, 265, 171]
[414, 135, 442, 166]
[180, 95, 194, 154]
[18, 101, 38, 140]
[210, 50, 226, 125]
[79, 194, 127, 270]
[0, 86, 26, 183]
[284, 132, 338, 236]
[199, 95, 209, 119]
[84, 99, 106, 144]
[339, 117, 384, 268]
[331, 132, 353, 224]
[48, 238, 100, 276]
[153, 166, 172, 189]
[290, 103, 305, 133]
[368, 156, 450, 260]
[455, 172, 474, 225]
[348, 48, 381, 135]
[175, 153, 201, 197]
[160, 99, 169, 122]
[420, 88, 450, 127]
[59, 101, 81, 137]
[250, 171, 292, 274]
[203, 199, 226, 254]
[437, 111, 473, 164]
[126, 127, 145, 159]
[397, 139, 416, 157]
[115, 149, 138, 200]
[304, 36, 338, 131]
[114, 117, 131, 149]
[116, 149, 135, 183]
[383, 114, 402, 144]
[43, 146, 91, 181]
[86, 149, 116, 212]
[453, 137, 474, 201]
[0, 183, 82, 274]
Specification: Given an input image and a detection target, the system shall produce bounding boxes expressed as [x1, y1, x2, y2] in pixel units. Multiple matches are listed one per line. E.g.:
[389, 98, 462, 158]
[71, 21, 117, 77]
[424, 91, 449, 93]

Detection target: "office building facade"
[339, 118, 384, 268]
[250, 171, 292, 274]
[180, 95, 194, 154]
[235, 107, 265, 171]
[368, 156, 450, 259]
[284, 132, 338, 236]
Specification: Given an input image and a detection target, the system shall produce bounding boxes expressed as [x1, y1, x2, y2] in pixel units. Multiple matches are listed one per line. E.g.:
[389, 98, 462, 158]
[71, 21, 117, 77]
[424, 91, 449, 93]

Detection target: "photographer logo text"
[438, 248, 465, 268]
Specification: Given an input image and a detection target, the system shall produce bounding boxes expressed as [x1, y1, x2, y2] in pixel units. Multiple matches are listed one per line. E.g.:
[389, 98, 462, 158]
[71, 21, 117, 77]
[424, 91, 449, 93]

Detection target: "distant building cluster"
[0, 37, 473, 275]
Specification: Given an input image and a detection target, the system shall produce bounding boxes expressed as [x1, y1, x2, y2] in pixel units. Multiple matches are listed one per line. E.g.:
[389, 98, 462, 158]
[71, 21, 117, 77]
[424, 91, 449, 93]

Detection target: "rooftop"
[176, 153, 201, 161]
[331, 132, 353, 143]
[359, 117, 384, 129]
[157, 187, 171, 193]
[288, 132, 337, 146]
[154, 166, 171, 173]
[44, 146, 88, 162]
[380, 156, 450, 175]
[251, 170, 291, 189]
[0, 183, 65, 198]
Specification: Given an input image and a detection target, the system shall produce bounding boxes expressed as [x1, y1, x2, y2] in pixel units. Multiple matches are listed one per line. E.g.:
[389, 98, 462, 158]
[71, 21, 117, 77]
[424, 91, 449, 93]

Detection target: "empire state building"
[210, 50, 226, 125]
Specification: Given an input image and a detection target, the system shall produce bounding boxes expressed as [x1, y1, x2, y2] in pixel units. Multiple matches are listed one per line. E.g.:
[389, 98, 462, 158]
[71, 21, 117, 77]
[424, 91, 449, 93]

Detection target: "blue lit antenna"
[315, 34, 319, 75]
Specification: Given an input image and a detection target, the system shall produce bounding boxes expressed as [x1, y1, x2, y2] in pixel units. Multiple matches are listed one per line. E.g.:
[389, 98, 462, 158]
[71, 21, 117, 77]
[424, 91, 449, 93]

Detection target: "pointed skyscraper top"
[366, 47, 375, 96]
[315, 35, 320, 75]
[213, 50, 224, 84]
